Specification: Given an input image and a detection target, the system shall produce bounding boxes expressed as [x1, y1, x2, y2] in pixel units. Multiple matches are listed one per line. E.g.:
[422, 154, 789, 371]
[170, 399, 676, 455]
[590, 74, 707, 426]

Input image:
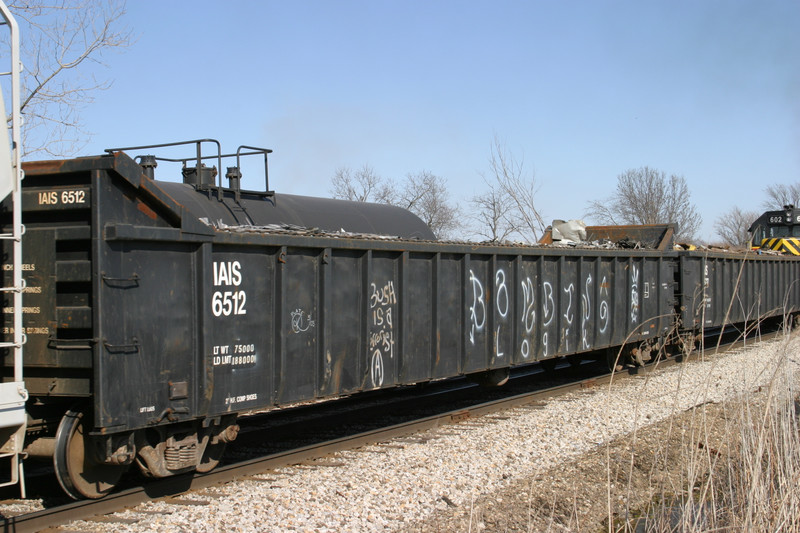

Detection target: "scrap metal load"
[2, 141, 800, 500]
[539, 219, 675, 250]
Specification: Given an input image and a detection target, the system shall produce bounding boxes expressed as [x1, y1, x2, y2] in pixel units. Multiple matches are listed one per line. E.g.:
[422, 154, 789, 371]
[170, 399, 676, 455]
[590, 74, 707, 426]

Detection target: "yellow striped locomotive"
[749, 205, 800, 255]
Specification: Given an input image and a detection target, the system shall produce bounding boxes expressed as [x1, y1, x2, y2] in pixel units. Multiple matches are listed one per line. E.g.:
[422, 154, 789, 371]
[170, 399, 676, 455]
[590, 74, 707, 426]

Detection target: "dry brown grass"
[620, 334, 800, 532]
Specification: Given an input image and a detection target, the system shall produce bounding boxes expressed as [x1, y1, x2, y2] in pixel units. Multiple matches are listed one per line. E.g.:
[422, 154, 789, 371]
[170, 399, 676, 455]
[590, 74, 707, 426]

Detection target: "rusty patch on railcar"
[136, 200, 158, 220]
[21, 159, 70, 174]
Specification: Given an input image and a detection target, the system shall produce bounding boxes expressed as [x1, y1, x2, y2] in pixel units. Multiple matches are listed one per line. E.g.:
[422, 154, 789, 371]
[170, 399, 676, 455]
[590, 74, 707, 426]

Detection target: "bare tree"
[762, 183, 800, 209]
[585, 166, 702, 241]
[389, 171, 460, 240]
[714, 206, 759, 247]
[330, 165, 392, 202]
[484, 136, 546, 242]
[329, 166, 461, 239]
[6, 0, 132, 156]
[469, 176, 516, 242]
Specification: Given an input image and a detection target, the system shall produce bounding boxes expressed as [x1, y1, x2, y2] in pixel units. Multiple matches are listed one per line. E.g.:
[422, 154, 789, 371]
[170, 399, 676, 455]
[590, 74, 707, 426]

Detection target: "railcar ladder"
[0, 0, 28, 497]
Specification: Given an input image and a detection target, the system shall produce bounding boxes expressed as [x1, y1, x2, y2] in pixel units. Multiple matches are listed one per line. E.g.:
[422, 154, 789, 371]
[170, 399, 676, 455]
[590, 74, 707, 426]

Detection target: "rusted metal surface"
[584, 224, 675, 250]
[538, 223, 675, 250]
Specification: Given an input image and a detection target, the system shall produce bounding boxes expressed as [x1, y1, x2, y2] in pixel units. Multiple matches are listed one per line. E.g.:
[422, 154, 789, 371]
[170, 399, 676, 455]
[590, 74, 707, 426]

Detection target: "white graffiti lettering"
[370, 350, 384, 389]
[563, 283, 575, 325]
[630, 265, 639, 323]
[468, 270, 486, 344]
[496, 326, 505, 358]
[581, 275, 592, 349]
[495, 270, 509, 318]
[563, 283, 575, 351]
[370, 281, 397, 308]
[494, 269, 509, 358]
[542, 331, 549, 357]
[521, 277, 536, 334]
[291, 308, 316, 333]
[542, 282, 555, 326]
[542, 281, 555, 357]
[520, 277, 535, 359]
[599, 276, 610, 334]
[369, 279, 397, 388]
[521, 339, 530, 359]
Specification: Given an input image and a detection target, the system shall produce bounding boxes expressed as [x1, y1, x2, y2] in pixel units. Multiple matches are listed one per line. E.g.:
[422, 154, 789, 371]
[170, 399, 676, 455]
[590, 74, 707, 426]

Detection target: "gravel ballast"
[60, 334, 800, 532]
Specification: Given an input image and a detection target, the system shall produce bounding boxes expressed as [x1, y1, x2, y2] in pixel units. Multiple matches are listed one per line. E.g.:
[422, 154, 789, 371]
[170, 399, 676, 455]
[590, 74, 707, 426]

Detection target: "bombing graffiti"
[369, 280, 396, 388]
[581, 275, 592, 349]
[495, 269, 509, 357]
[542, 281, 555, 356]
[290, 308, 315, 333]
[599, 275, 610, 334]
[520, 276, 535, 359]
[563, 283, 575, 352]
[370, 351, 384, 390]
[495, 270, 509, 319]
[468, 270, 486, 345]
[460, 264, 623, 359]
[630, 265, 640, 324]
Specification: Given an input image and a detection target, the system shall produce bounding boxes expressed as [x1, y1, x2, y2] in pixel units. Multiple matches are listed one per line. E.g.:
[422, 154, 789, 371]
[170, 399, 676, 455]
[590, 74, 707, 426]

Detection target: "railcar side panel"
[205, 248, 273, 415]
[611, 259, 629, 346]
[464, 255, 491, 372]
[433, 254, 463, 379]
[401, 252, 434, 383]
[641, 257, 673, 341]
[593, 258, 614, 348]
[516, 256, 539, 362]
[322, 249, 363, 395]
[97, 242, 197, 429]
[490, 256, 514, 367]
[3, 179, 95, 397]
[679, 253, 800, 332]
[538, 256, 559, 359]
[275, 247, 321, 402]
[557, 257, 578, 355]
[365, 251, 399, 389]
[576, 257, 594, 352]
[7, 229, 55, 368]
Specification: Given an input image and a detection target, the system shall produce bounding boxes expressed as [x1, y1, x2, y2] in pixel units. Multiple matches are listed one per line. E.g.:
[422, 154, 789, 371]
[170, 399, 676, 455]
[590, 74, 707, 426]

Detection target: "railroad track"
[1, 328, 776, 532]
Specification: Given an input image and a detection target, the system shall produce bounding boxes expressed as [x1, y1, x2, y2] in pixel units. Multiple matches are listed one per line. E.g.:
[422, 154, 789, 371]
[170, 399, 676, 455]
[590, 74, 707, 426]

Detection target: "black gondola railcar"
[3, 143, 800, 499]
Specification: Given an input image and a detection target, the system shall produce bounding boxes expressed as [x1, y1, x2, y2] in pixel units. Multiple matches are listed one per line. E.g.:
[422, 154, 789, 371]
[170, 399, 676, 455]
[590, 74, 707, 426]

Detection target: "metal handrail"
[106, 139, 274, 195]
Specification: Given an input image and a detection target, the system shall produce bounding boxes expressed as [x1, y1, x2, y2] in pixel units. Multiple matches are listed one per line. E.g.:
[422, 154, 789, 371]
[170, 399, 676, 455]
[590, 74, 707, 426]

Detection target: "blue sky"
[52, 1, 800, 240]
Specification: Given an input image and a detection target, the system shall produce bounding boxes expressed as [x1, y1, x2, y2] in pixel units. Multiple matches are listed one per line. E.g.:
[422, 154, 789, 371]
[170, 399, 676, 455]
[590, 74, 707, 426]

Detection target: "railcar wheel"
[54, 409, 127, 500]
[196, 442, 226, 473]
